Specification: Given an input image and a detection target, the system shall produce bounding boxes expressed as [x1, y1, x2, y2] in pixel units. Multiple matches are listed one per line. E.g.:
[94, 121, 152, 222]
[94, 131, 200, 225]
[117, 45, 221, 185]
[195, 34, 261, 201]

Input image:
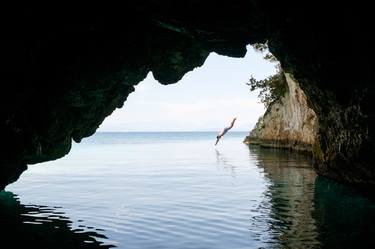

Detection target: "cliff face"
[245, 73, 318, 152]
[0, 2, 375, 188]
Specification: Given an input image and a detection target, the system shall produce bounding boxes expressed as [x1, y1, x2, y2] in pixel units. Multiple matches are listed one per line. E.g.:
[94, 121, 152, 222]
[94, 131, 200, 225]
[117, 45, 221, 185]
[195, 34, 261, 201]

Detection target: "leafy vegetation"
[252, 43, 278, 63]
[247, 43, 287, 108]
[247, 72, 287, 108]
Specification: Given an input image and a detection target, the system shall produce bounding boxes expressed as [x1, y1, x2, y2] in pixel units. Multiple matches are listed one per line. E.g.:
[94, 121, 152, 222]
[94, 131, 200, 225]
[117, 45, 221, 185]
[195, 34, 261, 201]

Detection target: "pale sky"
[98, 45, 277, 132]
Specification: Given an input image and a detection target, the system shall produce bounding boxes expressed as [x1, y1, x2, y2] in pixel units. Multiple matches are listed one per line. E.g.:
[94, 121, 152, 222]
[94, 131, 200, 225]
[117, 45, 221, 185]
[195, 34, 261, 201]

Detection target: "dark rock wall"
[265, 5, 375, 185]
[0, 2, 374, 188]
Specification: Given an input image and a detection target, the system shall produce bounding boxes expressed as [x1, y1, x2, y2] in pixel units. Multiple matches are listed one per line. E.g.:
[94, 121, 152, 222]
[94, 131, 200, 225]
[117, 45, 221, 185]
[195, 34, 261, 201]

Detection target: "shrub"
[247, 71, 287, 108]
[248, 42, 287, 108]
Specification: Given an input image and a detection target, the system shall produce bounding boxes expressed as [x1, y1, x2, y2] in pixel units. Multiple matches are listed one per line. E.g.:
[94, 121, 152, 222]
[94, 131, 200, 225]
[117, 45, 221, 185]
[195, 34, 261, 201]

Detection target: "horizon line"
[96, 130, 250, 133]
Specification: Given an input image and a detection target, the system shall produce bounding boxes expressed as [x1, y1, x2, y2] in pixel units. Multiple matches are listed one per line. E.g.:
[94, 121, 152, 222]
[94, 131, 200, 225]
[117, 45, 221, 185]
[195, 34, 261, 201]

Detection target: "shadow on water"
[313, 177, 375, 249]
[248, 145, 375, 249]
[0, 191, 115, 249]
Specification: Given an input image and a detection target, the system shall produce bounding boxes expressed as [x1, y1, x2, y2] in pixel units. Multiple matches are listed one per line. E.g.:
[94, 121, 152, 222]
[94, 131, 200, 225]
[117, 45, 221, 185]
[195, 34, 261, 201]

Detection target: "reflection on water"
[249, 146, 319, 248]
[314, 177, 375, 249]
[215, 148, 237, 177]
[0, 191, 114, 249]
[2, 133, 375, 248]
[249, 145, 375, 249]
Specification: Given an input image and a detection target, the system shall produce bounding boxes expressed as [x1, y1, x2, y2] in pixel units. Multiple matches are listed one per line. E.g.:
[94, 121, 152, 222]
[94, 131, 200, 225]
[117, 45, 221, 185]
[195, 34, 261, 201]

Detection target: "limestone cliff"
[244, 73, 318, 152]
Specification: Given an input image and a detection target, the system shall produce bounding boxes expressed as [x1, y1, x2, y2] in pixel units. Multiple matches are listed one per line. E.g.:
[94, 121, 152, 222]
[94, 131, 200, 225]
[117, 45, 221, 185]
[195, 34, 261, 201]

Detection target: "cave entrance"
[98, 45, 278, 133]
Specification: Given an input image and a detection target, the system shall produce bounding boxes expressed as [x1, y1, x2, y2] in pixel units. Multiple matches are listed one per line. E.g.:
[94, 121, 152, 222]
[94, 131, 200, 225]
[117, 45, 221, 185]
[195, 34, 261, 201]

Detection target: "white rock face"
[245, 73, 318, 151]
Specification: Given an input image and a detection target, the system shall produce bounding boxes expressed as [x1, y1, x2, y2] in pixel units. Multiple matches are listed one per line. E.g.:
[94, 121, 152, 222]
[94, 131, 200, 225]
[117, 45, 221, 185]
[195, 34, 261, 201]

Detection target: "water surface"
[3, 132, 375, 248]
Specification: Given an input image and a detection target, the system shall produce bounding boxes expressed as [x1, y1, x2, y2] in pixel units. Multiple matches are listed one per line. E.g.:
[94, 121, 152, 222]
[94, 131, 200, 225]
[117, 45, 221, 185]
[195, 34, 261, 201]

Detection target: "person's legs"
[230, 117, 237, 128]
[222, 127, 231, 136]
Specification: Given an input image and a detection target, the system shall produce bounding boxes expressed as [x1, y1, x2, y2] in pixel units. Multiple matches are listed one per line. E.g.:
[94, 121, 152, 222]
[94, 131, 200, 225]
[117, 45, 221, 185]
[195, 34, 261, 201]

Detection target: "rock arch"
[1, 2, 374, 188]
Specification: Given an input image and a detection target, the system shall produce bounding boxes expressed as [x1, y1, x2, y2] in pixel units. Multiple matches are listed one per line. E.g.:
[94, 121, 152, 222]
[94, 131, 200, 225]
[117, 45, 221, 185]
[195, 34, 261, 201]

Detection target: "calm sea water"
[2, 132, 375, 248]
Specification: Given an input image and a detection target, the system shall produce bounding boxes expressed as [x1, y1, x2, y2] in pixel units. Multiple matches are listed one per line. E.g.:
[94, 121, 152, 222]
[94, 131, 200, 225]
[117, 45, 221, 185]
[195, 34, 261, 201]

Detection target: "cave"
[1, 2, 374, 189]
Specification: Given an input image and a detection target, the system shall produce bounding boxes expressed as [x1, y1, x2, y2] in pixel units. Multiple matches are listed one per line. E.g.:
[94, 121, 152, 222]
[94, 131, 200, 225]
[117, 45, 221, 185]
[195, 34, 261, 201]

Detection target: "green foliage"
[247, 71, 287, 108]
[252, 43, 268, 53]
[252, 42, 278, 62]
[248, 42, 286, 108]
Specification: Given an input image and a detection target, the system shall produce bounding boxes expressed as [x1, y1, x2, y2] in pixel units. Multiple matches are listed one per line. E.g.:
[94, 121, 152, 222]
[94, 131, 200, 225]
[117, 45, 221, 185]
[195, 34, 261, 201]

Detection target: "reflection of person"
[215, 148, 236, 177]
[215, 117, 237, 145]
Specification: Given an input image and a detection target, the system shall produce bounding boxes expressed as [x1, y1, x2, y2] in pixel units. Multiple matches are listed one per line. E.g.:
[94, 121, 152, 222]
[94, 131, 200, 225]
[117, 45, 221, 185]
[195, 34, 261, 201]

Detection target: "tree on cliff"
[251, 43, 279, 63]
[247, 42, 287, 108]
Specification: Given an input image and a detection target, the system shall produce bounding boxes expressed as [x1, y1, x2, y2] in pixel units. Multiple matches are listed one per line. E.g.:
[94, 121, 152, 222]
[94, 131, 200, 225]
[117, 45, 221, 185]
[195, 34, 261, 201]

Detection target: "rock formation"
[244, 72, 318, 152]
[0, 2, 374, 188]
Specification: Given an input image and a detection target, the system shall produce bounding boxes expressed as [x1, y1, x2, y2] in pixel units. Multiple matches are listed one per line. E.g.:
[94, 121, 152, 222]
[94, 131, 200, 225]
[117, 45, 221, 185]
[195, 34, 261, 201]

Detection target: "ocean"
[2, 132, 375, 248]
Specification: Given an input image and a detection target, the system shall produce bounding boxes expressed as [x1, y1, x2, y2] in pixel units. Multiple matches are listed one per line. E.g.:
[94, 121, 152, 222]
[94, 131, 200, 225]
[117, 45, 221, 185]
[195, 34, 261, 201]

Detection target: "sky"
[98, 45, 278, 132]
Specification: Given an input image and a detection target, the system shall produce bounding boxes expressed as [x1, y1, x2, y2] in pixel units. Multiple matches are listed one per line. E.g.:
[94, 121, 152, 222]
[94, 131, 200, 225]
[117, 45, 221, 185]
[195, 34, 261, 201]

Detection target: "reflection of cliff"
[249, 145, 319, 248]
[245, 73, 317, 152]
[0, 191, 113, 249]
[249, 145, 375, 248]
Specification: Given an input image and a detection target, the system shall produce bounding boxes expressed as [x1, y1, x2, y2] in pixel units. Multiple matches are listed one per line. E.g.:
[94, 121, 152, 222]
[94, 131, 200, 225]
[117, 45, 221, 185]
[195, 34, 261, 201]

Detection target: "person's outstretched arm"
[215, 136, 221, 146]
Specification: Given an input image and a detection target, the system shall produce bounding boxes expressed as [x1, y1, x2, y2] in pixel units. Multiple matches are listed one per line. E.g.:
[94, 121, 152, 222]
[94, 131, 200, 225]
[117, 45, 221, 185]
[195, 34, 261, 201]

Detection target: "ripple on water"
[0, 191, 115, 248]
[3, 133, 375, 249]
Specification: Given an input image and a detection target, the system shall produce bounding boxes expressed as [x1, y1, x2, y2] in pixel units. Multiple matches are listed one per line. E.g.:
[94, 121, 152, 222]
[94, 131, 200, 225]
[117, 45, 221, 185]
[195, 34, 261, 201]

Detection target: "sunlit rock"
[244, 72, 318, 152]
